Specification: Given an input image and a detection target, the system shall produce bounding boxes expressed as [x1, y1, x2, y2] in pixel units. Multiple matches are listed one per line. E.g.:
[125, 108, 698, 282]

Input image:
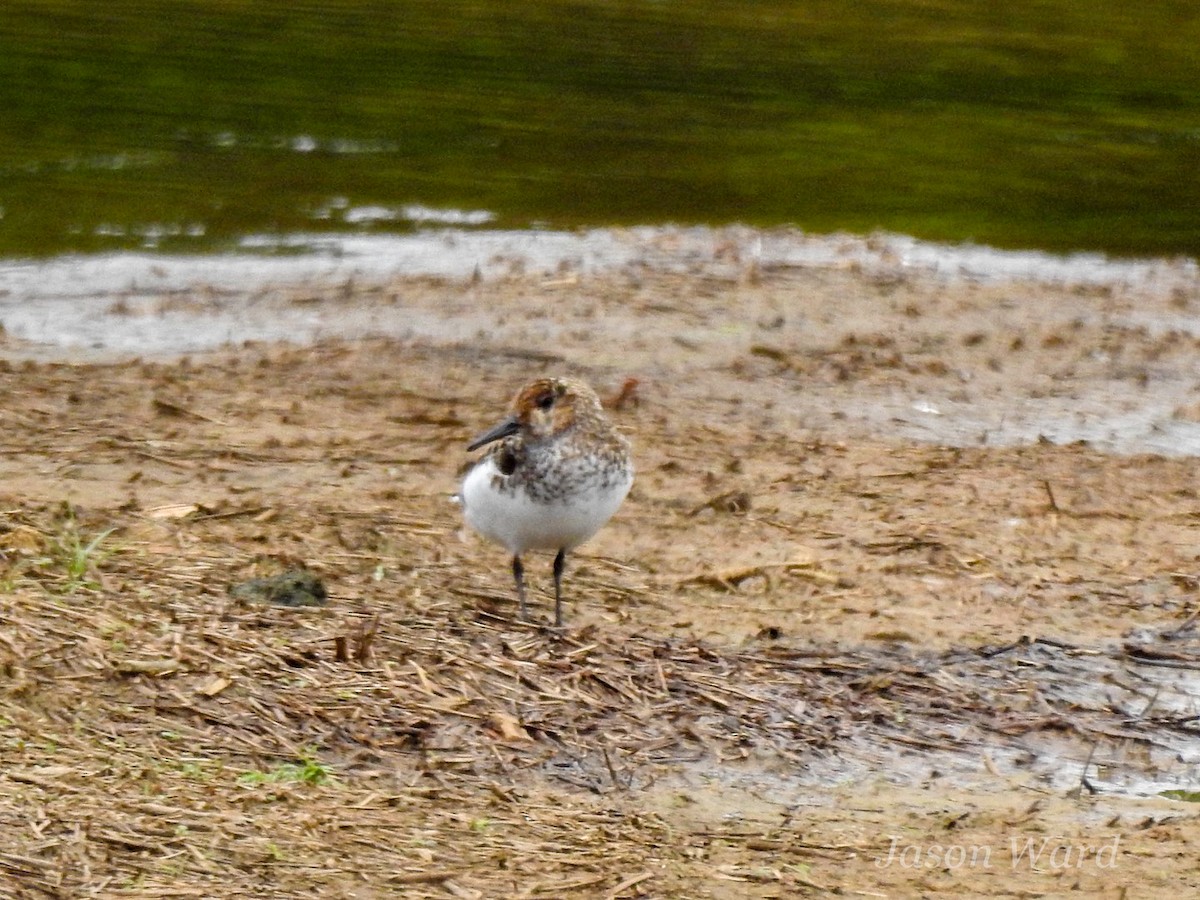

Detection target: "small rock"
[229, 569, 328, 607]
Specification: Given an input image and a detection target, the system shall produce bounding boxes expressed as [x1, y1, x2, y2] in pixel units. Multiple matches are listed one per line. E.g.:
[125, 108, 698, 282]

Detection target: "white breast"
[461, 456, 632, 555]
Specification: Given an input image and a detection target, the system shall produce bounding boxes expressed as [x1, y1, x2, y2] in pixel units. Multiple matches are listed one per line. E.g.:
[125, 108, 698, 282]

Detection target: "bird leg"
[553, 548, 566, 627]
[511, 555, 528, 621]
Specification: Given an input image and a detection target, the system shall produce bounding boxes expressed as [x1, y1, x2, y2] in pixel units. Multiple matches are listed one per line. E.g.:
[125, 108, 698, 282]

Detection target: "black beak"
[467, 415, 520, 451]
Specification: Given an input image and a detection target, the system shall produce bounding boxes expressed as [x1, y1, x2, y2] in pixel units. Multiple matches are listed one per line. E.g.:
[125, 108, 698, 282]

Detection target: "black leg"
[552, 548, 566, 627]
[512, 555, 528, 621]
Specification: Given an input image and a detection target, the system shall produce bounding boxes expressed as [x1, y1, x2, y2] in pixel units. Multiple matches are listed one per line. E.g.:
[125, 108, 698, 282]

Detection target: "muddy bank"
[0, 234, 1199, 895]
[2, 227, 1199, 457]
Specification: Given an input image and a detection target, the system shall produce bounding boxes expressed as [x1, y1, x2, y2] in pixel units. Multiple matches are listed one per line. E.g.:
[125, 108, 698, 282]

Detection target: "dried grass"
[2, 496, 1198, 897]
[0, 333, 1199, 896]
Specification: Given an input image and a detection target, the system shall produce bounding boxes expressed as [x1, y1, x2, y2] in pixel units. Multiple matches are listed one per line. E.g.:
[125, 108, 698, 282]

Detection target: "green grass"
[32, 508, 117, 593]
[238, 751, 334, 787]
[1161, 789, 1200, 802]
[0, 0, 1198, 256]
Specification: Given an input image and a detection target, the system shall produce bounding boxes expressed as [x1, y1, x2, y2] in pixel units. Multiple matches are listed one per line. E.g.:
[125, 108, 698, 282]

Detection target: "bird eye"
[536, 392, 555, 410]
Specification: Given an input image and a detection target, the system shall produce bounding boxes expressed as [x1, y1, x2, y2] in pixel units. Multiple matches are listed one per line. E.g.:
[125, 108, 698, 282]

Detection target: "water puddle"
[659, 634, 1200, 814]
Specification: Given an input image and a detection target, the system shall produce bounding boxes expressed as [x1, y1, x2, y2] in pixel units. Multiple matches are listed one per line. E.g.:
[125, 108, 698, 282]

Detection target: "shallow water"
[2, 1, 1200, 257]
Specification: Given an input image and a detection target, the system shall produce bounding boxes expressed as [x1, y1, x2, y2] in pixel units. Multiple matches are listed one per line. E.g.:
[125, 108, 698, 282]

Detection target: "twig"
[152, 396, 229, 425]
[1067, 743, 1099, 799]
[387, 871, 459, 885]
[604, 871, 655, 899]
[602, 745, 628, 791]
[1165, 603, 1200, 637]
[1042, 479, 1060, 512]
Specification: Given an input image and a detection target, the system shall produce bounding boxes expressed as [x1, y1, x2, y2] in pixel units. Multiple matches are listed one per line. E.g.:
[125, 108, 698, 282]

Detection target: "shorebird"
[460, 377, 633, 626]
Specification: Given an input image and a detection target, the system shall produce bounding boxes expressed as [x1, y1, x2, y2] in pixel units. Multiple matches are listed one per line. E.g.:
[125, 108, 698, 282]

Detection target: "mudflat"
[1, 239, 1199, 896]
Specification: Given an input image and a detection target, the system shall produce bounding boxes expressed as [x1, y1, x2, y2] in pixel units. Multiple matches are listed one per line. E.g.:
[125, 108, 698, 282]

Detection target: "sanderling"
[460, 377, 633, 626]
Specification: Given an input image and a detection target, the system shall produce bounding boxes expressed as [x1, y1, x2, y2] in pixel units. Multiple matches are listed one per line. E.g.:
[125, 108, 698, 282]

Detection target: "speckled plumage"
[461, 378, 633, 626]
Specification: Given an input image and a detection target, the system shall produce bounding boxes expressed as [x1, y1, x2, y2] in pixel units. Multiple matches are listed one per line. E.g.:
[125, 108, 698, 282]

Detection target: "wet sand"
[1, 228, 1199, 896]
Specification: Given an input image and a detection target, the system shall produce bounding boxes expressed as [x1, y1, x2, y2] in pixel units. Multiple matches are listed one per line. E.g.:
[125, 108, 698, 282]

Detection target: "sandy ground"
[1, 235, 1200, 897]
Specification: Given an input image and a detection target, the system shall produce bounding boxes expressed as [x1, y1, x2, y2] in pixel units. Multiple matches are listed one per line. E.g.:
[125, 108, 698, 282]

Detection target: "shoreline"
[2, 226, 1197, 358]
[1, 225, 1198, 457]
